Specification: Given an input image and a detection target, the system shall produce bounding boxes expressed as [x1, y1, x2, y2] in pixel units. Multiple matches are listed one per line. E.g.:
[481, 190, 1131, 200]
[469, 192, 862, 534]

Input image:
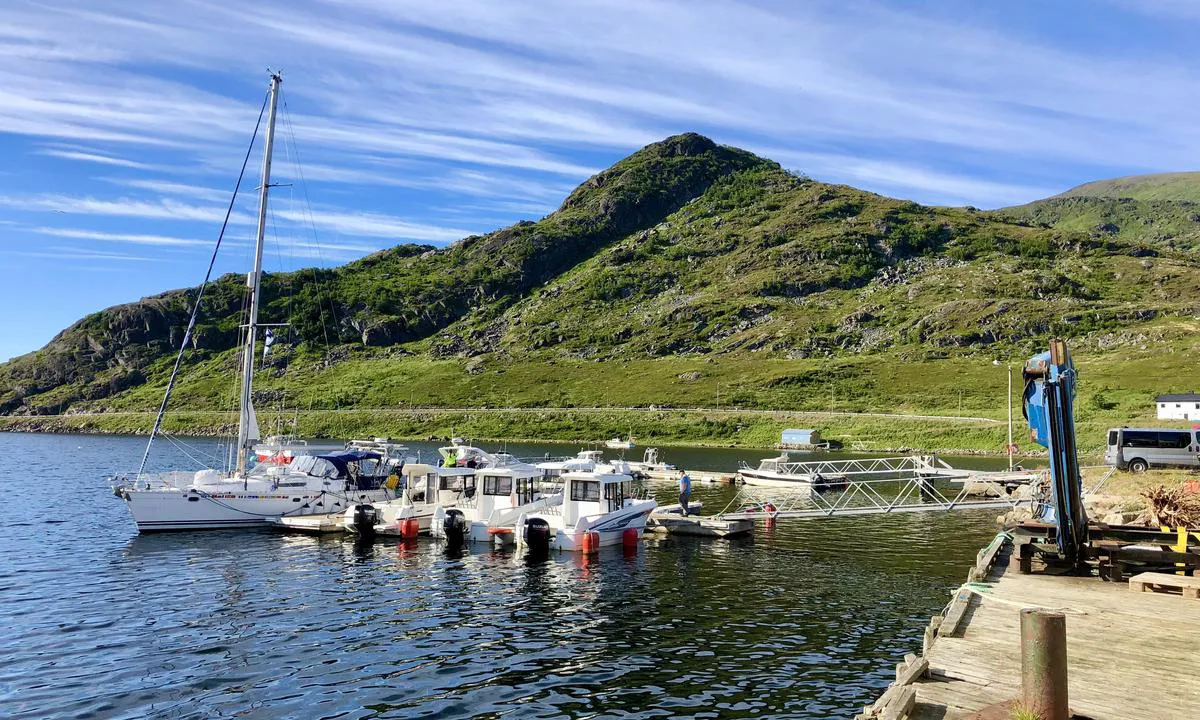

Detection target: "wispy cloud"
[274, 207, 473, 242]
[0, 246, 162, 262]
[0, 193, 255, 224]
[103, 178, 232, 204]
[36, 148, 155, 169]
[29, 226, 213, 247]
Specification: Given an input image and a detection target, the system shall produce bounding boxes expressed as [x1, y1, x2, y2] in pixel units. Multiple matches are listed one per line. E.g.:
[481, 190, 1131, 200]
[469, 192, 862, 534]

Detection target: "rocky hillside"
[4, 136, 1200, 417]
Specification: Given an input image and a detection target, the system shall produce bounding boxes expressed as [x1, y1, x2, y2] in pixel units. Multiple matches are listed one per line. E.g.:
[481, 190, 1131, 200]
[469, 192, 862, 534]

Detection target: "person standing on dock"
[679, 471, 692, 516]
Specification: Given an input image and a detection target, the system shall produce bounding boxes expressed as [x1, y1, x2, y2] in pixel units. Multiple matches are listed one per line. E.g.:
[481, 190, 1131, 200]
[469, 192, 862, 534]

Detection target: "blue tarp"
[317, 451, 382, 474]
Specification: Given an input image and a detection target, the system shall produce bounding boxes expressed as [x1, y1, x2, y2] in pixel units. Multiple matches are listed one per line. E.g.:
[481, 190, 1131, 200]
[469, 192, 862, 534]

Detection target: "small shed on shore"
[781, 429, 821, 448]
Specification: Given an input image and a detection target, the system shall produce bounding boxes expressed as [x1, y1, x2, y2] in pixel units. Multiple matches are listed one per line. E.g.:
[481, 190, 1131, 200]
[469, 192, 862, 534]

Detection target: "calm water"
[0, 433, 1005, 719]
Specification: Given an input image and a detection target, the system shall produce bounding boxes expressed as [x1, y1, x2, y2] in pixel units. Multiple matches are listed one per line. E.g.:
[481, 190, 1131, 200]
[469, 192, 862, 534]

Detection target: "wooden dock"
[860, 537, 1200, 719]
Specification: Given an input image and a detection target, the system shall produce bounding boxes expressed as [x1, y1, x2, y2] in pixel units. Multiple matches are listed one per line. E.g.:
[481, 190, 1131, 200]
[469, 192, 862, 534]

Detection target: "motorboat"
[437, 440, 516, 469]
[536, 450, 603, 479]
[342, 463, 474, 538]
[431, 463, 561, 547]
[736, 452, 845, 490]
[628, 447, 680, 481]
[604, 436, 636, 450]
[518, 461, 657, 553]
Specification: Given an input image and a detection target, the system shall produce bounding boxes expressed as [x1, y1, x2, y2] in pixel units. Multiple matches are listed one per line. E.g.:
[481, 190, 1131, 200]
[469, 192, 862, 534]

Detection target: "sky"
[1, 0, 1197, 361]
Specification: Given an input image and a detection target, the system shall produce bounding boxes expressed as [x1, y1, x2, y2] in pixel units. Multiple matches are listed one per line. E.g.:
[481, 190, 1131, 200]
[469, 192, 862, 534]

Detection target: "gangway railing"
[737, 454, 968, 480]
[719, 461, 1038, 521]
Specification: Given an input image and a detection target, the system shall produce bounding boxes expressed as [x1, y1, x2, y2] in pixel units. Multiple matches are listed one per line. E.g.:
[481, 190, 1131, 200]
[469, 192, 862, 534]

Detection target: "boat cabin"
[473, 464, 544, 516]
[538, 450, 601, 478]
[560, 470, 636, 526]
[403, 463, 476, 505]
[261, 450, 397, 490]
[438, 443, 504, 469]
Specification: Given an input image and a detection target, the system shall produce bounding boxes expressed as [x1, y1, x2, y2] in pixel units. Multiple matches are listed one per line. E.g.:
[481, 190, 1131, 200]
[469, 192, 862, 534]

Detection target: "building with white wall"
[1156, 393, 1200, 420]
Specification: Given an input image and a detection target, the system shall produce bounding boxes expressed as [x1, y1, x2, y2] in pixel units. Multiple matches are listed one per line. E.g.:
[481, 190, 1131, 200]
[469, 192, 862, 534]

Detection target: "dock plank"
[903, 548, 1200, 719]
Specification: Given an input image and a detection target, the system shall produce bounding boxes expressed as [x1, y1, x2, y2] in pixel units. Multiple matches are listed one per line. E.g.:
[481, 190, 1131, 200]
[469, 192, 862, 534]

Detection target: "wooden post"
[1020, 608, 1069, 720]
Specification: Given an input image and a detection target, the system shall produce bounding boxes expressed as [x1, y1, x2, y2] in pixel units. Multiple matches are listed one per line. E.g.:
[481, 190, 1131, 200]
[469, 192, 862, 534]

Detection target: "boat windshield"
[570, 479, 601, 502]
[483, 475, 513, 496]
[289, 455, 343, 479]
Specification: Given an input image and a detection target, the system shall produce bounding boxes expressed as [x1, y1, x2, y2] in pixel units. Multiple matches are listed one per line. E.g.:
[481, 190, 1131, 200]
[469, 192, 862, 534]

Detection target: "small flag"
[263, 329, 275, 361]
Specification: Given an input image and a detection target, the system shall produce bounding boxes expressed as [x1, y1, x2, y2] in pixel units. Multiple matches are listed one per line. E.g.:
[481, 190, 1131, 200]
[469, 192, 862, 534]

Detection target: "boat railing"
[109, 470, 198, 491]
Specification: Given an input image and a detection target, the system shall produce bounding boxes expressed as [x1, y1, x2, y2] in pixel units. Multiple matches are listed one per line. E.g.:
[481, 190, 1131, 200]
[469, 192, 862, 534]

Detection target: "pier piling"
[1019, 608, 1069, 720]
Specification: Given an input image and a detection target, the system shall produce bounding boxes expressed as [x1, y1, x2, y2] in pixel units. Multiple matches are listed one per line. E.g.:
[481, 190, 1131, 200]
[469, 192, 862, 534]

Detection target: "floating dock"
[268, 512, 346, 533]
[645, 513, 754, 538]
[859, 536, 1200, 719]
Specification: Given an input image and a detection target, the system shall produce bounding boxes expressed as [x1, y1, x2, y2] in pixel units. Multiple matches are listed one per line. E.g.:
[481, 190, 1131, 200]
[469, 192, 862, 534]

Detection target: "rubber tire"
[1127, 458, 1149, 473]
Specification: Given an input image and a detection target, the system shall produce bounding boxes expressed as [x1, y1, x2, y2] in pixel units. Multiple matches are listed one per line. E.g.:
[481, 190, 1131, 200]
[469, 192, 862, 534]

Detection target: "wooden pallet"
[1128, 571, 1200, 599]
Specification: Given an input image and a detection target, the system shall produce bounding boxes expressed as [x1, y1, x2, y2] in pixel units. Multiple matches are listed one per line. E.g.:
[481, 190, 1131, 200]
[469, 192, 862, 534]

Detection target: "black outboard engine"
[352, 504, 379, 540]
[442, 509, 468, 547]
[523, 517, 551, 556]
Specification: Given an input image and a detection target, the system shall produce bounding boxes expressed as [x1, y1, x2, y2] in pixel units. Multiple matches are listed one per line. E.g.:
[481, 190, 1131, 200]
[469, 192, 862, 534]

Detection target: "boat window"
[440, 475, 464, 491]
[604, 481, 626, 511]
[516, 476, 537, 505]
[483, 475, 512, 496]
[543, 469, 562, 478]
[570, 480, 601, 502]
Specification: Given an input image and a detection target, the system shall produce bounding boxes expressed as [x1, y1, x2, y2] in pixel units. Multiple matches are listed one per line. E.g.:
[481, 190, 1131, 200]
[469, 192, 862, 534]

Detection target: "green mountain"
[3, 136, 1199, 451]
[1054, 172, 1200, 202]
[1000, 172, 1200, 252]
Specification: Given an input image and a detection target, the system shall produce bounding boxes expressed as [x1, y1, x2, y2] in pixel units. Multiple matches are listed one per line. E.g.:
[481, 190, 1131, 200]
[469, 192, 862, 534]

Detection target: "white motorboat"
[431, 463, 560, 547]
[628, 447, 680, 481]
[604, 436, 636, 450]
[517, 461, 656, 553]
[109, 75, 407, 532]
[536, 450, 602, 479]
[343, 463, 474, 538]
[736, 452, 846, 490]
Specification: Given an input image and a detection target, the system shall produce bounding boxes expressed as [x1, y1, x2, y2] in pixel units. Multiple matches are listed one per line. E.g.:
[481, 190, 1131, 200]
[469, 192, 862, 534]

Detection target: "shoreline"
[0, 408, 1068, 458]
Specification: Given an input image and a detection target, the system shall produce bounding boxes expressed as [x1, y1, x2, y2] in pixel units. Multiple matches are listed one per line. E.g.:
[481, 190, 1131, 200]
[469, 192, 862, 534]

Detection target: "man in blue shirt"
[679, 471, 692, 515]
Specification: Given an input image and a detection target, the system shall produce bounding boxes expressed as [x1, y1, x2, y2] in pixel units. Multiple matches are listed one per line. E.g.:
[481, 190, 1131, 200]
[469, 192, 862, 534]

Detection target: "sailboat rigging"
[110, 73, 405, 531]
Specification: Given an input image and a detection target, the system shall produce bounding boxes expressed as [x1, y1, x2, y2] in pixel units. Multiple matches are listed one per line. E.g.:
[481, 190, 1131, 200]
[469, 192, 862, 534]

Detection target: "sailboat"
[109, 74, 398, 532]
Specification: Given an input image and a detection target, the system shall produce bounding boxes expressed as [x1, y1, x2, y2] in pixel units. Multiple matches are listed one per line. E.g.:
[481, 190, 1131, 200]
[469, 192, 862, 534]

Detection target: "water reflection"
[0, 432, 1002, 719]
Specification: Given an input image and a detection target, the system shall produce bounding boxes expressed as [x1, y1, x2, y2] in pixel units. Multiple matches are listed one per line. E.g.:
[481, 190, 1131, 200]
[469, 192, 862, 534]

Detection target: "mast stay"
[134, 84, 271, 484]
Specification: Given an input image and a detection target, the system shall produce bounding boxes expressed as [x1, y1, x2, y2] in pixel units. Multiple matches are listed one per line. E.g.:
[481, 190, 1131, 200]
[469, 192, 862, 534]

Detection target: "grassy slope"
[1056, 172, 1200, 202]
[6, 145, 1200, 455]
[1000, 172, 1200, 251]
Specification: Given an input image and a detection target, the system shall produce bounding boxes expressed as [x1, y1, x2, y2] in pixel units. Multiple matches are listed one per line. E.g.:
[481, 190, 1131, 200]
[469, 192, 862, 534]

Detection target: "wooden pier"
[860, 536, 1200, 719]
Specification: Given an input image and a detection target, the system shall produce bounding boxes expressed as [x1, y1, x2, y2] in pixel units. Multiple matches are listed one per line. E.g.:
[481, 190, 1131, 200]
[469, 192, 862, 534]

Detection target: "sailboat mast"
[236, 72, 282, 475]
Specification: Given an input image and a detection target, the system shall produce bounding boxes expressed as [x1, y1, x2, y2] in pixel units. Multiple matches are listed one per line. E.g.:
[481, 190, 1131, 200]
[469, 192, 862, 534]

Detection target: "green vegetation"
[1000, 171, 1200, 251]
[4, 137, 1200, 454]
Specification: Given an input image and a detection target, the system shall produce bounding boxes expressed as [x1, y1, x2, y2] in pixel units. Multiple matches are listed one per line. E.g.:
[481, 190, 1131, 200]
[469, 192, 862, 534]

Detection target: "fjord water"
[0, 433, 1004, 719]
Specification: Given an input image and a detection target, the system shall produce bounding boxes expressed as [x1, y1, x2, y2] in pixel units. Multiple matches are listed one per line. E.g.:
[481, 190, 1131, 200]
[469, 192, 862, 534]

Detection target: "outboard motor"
[351, 504, 379, 540]
[442, 509, 468, 547]
[523, 517, 551, 557]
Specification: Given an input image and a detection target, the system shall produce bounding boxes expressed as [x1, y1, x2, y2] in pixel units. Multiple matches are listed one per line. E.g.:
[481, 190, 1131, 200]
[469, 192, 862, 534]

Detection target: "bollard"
[1020, 608, 1069, 720]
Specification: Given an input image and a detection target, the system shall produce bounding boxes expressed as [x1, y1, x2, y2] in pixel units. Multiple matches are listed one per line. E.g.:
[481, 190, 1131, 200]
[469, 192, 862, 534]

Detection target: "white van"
[1105, 427, 1200, 472]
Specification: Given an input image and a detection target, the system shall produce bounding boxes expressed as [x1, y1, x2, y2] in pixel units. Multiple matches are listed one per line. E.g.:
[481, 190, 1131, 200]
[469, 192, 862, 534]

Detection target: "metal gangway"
[719, 455, 1041, 521]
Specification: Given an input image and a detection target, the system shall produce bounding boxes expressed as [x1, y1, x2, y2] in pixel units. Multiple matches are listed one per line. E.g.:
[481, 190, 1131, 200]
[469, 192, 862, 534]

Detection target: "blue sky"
[1, 0, 1197, 361]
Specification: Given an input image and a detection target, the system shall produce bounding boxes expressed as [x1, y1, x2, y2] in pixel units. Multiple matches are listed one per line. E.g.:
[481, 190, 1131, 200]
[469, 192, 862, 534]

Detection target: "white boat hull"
[537, 501, 656, 553]
[736, 470, 816, 491]
[123, 487, 385, 532]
